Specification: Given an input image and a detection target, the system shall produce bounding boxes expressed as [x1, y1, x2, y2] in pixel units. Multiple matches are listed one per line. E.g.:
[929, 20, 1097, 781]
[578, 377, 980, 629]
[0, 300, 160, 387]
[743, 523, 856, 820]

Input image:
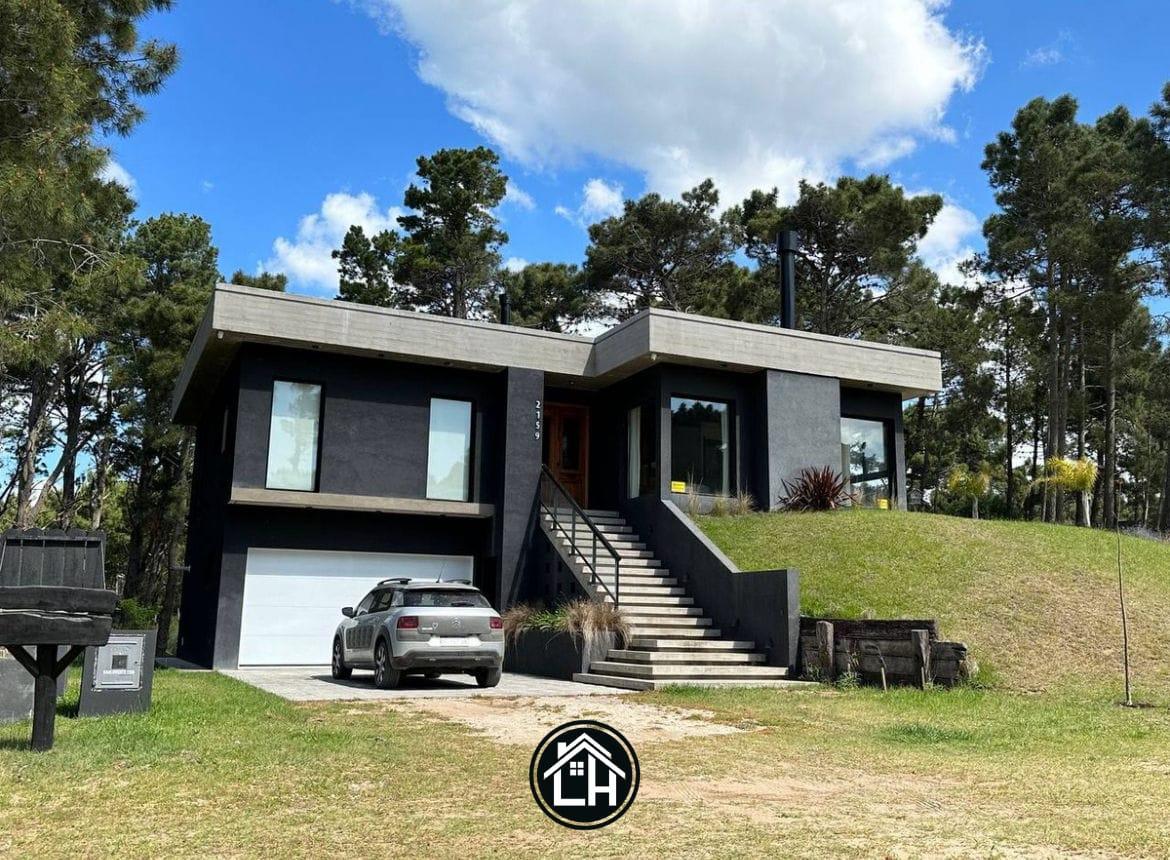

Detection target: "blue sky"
[106, 1, 1170, 308]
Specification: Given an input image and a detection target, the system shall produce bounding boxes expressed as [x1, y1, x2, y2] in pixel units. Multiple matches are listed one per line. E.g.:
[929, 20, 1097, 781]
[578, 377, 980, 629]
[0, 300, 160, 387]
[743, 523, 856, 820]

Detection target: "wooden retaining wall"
[799, 617, 970, 688]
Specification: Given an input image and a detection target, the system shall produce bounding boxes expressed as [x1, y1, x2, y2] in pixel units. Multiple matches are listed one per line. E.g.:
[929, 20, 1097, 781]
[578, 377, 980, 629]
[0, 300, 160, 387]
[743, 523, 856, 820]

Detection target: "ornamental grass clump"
[779, 466, 855, 511]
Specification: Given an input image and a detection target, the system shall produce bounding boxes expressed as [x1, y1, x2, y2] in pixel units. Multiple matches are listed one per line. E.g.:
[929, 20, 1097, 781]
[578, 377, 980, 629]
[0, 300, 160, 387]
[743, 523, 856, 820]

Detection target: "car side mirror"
[341, 606, 356, 618]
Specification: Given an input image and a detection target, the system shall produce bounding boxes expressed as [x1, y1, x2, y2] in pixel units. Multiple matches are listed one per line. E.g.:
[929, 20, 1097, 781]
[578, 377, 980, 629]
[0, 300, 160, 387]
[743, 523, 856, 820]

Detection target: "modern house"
[172, 279, 941, 683]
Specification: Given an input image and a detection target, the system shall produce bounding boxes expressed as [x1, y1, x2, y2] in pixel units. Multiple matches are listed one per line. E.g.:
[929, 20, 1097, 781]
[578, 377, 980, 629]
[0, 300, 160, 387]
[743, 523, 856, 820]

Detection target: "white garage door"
[238, 548, 475, 665]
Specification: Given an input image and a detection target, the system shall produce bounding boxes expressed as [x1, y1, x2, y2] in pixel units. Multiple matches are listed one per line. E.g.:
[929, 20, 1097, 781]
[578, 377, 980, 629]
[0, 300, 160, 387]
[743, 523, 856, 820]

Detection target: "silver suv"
[331, 579, 504, 689]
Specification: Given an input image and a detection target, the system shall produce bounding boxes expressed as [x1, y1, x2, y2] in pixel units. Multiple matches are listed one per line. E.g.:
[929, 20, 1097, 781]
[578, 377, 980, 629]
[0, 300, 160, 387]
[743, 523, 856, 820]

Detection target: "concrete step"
[572, 673, 816, 691]
[545, 511, 628, 527]
[627, 626, 724, 638]
[614, 605, 704, 617]
[623, 615, 713, 628]
[606, 649, 766, 665]
[547, 520, 636, 536]
[578, 556, 661, 568]
[588, 662, 790, 680]
[605, 585, 685, 596]
[629, 638, 757, 651]
[597, 572, 678, 585]
[608, 595, 694, 607]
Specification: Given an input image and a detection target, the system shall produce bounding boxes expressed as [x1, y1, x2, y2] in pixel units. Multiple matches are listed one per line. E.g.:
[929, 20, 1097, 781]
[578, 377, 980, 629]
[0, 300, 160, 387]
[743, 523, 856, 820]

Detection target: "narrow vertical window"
[627, 404, 657, 498]
[265, 381, 322, 491]
[627, 406, 641, 499]
[427, 398, 473, 501]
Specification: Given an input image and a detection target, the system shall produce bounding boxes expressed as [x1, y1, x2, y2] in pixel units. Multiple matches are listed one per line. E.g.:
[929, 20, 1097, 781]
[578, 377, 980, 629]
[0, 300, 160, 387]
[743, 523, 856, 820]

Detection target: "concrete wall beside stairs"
[621, 497, 800, 671]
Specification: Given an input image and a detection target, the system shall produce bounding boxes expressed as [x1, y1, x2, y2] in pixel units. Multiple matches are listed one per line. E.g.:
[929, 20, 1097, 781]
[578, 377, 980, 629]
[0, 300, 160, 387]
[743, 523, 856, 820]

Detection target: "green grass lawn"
[2, 670, 1168, 857]
[698, 509, 1170, 697]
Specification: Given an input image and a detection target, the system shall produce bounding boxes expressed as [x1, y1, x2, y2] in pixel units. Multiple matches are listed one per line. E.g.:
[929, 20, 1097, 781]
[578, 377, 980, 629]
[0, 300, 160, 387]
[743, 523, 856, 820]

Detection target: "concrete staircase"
[540, 508, 800, 691]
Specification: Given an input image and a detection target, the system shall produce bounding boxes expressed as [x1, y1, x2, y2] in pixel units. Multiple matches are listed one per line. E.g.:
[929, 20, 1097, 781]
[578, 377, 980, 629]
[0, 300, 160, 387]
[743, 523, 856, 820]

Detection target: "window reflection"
[266, 381, 321, 491]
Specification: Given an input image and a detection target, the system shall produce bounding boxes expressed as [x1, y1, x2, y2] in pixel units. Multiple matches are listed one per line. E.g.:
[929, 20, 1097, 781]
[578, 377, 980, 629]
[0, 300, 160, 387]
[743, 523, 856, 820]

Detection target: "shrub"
[709, 493, 731, 516]
[115, 598, 158, 630]
[729, 490, 756, 516]
[502, 599, 628, 647]
[778, 466, 854, 511]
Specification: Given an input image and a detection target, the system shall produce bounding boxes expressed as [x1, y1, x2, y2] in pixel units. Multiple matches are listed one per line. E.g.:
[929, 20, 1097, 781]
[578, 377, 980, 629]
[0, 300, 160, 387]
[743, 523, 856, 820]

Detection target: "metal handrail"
[538, 465, 621, 606]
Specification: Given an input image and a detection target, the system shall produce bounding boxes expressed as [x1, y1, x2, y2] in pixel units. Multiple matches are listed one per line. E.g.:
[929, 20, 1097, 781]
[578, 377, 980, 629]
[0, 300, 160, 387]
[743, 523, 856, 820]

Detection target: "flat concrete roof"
[172, 284, 942, 422]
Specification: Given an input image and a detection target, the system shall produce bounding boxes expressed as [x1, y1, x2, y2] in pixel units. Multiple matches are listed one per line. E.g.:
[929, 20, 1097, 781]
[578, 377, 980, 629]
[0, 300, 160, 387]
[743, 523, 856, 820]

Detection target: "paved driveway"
[221, 666, 630, 702]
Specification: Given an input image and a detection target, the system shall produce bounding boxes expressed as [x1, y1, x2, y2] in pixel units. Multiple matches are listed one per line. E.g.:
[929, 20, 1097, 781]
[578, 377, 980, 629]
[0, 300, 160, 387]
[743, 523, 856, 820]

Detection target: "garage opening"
[238, 548, 474, 665]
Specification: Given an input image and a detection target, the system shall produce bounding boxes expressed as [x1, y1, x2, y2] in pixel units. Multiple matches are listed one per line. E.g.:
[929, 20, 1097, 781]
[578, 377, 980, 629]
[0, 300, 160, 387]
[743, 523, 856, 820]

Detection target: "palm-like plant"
[1035, 457, 1099, 527]
[947, 464, 992, 520]
[779, 466, 855, 511]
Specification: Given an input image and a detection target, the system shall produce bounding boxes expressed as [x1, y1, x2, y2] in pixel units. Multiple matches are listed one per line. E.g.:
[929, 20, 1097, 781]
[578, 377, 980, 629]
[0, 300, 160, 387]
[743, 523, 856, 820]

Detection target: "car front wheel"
[475, 667, 502, 688]
[373, 640, 402, 690]
[331, 637, 352, 680]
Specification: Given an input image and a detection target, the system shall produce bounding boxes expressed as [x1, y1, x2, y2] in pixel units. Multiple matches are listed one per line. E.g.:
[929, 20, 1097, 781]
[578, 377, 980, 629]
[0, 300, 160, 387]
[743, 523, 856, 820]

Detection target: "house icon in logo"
[540, 731, 628, 808]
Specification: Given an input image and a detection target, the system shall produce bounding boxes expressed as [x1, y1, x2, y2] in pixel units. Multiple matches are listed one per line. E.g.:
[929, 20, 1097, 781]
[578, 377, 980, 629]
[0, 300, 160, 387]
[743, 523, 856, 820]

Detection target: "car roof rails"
[378, 577, 411, 585]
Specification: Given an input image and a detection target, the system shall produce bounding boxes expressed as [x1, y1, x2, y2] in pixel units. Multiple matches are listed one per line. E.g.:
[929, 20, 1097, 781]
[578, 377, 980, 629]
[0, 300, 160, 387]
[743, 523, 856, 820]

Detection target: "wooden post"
[911, 629, 931, 689]
[816, 620, 835, 681]
[31, 645, 57, 752]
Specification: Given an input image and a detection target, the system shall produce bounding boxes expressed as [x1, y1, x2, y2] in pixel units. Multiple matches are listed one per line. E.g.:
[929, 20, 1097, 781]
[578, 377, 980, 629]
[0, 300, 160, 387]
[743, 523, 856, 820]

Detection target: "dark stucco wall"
[495, 367, 544, 606]
[177, 358, 239, 667]
[841, 386, 908, 509]
[231, 344, 504, 502]
[762, 370, 843, 510]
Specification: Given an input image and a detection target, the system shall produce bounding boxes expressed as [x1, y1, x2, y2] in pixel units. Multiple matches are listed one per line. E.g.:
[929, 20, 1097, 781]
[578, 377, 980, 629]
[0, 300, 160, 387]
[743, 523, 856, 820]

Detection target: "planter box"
[78, 629, 156, 717]
[504, 629, 616, 680]
[0, 648, 69, 724]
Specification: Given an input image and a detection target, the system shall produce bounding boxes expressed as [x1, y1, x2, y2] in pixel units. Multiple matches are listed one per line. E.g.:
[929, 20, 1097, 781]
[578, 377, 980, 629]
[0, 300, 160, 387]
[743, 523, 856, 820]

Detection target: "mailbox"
[78, 629, 156, 717]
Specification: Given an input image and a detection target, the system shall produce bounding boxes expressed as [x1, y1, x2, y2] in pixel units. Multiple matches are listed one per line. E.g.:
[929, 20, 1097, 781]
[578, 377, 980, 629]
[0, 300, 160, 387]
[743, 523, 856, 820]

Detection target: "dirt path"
[343, 694, 746, 746]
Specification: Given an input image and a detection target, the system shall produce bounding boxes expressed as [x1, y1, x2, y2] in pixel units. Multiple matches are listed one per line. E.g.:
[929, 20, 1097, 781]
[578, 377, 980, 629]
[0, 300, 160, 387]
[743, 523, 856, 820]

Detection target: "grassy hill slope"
[697, 510, 1170, 695]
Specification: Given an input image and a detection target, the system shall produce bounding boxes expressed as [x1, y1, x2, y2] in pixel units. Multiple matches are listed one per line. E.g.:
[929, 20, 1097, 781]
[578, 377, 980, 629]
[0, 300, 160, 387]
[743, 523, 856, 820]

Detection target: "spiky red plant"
[779, 466, 856, 511]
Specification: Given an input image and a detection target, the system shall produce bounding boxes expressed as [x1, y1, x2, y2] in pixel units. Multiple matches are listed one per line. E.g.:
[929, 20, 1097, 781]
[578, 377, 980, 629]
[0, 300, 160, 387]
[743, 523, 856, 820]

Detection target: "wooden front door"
[544, 402, 590, 506]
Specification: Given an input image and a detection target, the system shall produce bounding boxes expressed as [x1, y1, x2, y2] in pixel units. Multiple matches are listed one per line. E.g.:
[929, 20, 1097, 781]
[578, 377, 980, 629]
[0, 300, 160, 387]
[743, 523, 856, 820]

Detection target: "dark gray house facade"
[172, 284, 941, 669]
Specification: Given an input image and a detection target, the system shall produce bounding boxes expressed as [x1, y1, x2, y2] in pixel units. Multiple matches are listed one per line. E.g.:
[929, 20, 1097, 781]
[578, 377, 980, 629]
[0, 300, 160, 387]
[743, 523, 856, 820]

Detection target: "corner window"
[627, 404, 658, 498]
[427, 398, 473, 501]
[265, 381, 322, 491]
[841, 416, 891, 507]
[670, 397, 731, 495]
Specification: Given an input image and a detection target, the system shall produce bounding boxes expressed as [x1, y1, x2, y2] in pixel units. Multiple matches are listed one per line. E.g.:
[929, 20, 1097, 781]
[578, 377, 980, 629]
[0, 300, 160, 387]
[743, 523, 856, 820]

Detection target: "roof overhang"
[171, 284, 943, 423]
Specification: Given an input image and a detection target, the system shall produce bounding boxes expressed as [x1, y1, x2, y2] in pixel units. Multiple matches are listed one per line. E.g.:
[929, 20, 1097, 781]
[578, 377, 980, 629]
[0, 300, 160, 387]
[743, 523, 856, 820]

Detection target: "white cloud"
[916, 197, 980, 286]
[556, 178, 624, 228]
[1022, 31, 1073, 68]
[855, 136, 919, 170]
[504, 256, 529, 272]
[99, 160, 136, 195]
[201, 179, 215, 193]
[264, 191, 403, 294]
[356, 0, 984, 203]
[503, 180, 535, 210]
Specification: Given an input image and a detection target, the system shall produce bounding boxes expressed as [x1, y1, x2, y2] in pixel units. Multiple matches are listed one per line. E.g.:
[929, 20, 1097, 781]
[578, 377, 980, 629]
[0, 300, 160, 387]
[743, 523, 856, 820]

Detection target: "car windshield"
[403, 589, 490, 608]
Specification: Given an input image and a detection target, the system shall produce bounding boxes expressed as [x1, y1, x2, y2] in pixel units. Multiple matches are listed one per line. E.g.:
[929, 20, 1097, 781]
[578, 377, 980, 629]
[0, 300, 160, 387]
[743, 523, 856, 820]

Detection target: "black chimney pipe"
[499, 290, 511, 325]
[778, 229, 798, 329]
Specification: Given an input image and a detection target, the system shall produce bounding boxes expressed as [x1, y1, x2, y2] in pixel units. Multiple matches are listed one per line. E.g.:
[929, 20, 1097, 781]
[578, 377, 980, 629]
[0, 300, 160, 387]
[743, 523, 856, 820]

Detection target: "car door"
[363, 589, 395, 658]
[344, 591, 376, 664]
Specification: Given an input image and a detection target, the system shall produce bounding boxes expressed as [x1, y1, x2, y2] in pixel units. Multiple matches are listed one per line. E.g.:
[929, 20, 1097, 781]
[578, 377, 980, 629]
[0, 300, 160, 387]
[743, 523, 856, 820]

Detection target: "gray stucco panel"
[764, 371, 842, 509]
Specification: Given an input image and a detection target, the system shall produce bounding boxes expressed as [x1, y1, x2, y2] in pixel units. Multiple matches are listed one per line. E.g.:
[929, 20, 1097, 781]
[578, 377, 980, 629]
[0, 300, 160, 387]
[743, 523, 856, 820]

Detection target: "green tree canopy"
[583, 179, 743, 320]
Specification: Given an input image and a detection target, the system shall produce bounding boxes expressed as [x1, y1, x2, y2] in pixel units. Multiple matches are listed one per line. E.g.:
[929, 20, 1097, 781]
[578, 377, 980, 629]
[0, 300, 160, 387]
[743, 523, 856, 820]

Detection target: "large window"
[670, 397, 731, 495]
[627, 404, 658, 498]
[265, 381, 322, 491]
[427, 398, 473, 501]
[841, 416, 891, 507]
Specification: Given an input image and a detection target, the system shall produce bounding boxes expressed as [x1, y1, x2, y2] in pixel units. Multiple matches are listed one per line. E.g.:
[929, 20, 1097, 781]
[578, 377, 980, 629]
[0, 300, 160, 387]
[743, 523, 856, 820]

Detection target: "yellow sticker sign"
[670, 480, 687, 493]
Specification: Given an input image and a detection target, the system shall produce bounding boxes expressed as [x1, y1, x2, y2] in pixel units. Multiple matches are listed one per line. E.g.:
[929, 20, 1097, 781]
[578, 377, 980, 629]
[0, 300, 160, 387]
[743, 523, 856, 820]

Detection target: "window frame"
[425, 396, 476, 503]
[669, 394, 735, 496]
[263, 378, 325, 493]
[840, 413, 895, 504]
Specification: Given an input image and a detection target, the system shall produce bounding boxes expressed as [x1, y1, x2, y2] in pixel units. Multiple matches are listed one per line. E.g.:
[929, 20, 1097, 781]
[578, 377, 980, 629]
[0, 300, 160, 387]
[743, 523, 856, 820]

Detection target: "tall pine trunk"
[1103, 329, 1117, 529]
